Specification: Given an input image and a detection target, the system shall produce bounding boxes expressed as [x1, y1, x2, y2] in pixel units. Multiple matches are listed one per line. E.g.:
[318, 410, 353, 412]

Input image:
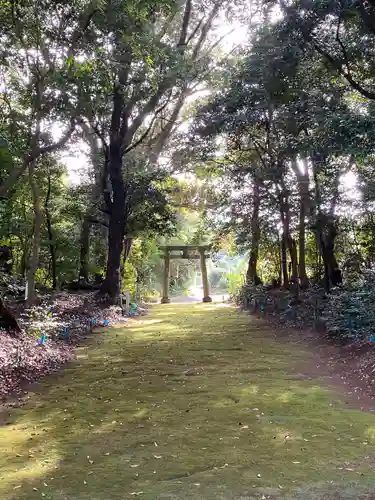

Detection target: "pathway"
[1, 303, 375, 499]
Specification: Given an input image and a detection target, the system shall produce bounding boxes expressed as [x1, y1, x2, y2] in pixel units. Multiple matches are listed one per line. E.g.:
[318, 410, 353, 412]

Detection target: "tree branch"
[178, 0, 193, 47]
[312, 40, 375, 100]
[67, 0, 99, 58]
[124, 101, 170, 154]
[0, 119, 77, 199]
[192, 0, 223, 59]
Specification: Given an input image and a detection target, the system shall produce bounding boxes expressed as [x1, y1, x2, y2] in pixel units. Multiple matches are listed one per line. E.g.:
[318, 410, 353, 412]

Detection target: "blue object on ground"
[63, 326, 69, 340]
[103, 319, 109, 326]
[369, 335, 375, 343]
[38, 334, 47, 345]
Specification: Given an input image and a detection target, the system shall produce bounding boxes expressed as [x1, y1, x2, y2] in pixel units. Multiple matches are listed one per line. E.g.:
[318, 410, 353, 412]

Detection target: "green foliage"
[122, 260, 137, 295]
[322, 271, 375, 341]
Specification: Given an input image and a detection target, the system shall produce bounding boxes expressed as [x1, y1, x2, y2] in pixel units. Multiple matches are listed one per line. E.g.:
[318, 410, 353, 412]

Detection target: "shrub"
[322, 270, 375, 341]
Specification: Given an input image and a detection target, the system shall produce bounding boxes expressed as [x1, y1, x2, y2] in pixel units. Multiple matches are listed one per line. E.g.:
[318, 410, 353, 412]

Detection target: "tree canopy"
[0, 0, 375, 341]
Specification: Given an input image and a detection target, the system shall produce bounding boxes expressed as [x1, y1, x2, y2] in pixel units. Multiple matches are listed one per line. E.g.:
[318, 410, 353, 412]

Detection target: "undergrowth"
[237, 270, 375, 342]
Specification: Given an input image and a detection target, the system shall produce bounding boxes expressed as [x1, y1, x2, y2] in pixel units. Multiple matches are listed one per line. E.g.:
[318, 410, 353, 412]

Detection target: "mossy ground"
[1, 303, 375, 499]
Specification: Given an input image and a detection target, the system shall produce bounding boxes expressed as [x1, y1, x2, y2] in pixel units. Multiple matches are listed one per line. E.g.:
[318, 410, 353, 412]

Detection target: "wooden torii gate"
[159, 244, 212, 303]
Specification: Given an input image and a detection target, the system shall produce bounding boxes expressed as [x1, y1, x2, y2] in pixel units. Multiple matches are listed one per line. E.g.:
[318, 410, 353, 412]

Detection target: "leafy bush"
[226, 271, 245, 296]
[236, 271, 375, 343]
[322, 270, 375, 341]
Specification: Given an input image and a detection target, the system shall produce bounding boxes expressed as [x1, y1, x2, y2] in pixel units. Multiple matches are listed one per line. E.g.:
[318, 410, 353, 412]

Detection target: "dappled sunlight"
[365, 427, 375, 442]
[2, 304, 375, 499]
[0, 459, 58, 491]
[131, 318, 165, 326]
[277, 391, 293, 403]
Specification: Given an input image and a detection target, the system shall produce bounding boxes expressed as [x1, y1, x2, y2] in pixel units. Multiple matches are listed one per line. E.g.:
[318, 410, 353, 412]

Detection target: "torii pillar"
[199, 246, 212, 303]
[161, 250, 171, 304]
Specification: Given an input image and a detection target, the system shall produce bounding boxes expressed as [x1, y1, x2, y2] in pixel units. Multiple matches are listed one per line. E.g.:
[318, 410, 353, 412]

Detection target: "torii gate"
[159, 244, 212, 303]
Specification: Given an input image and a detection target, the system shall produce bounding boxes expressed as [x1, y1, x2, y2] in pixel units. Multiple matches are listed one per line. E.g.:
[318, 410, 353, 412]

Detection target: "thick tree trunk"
[79, 218, 90, 282]
[311, 156, 342, 291]
[26, 163, 42, 306]
[99, 146, 125, 301]
[246, 177, 262, 285]
[318, 217, 342, 290]
[98, 224, 108, 269]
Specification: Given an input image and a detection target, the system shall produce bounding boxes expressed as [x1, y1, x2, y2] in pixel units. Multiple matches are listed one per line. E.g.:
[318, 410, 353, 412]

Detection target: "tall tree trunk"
[280, 190, 298, 292]
[26, 162, 42, 306]
[246, 177, 262, 285]
[317, 216, 342, 291]
[311, 155, 342, 291]
[281, 232, 288, 288]
[99, 145, 125, 301]
[45, 174, 57, 289]
[79, 218, 90, 282]
[98, 224, 108, 269]
[281, 198, 298, 280]
[296, 159, 310, 288]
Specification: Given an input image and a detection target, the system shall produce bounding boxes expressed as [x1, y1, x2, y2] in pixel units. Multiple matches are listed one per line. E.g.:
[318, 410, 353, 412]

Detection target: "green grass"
[1, 303, 375, 499]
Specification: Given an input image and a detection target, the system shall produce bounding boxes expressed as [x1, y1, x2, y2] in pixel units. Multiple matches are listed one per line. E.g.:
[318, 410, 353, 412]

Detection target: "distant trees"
[191, 4, 375, 291]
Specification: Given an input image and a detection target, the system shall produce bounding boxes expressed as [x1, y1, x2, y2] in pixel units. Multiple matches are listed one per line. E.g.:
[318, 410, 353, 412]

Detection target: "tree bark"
[99, 145, 125, 301]
[281, 232, 288, 288]
[311, 155, 342, 291]
[25, 162, 43, 306]
[246, 177, 262, 285]
[280, 189, 298, 293]
[295, 158, 310, 288]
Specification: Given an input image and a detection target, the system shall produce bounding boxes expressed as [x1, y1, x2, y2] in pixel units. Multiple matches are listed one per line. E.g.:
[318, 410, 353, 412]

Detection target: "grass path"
[1, 303, 375, 500]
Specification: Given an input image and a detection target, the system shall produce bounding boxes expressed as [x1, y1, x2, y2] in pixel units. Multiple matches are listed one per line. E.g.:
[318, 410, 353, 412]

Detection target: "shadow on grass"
[1, 304, 375, 500]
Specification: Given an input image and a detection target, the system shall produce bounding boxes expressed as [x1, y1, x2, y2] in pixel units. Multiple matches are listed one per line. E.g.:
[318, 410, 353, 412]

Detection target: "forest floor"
[2, 303, 375, 499]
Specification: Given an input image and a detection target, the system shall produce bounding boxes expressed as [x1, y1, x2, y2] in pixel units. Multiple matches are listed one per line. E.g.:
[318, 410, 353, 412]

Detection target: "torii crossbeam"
[158, 244, 212, 304]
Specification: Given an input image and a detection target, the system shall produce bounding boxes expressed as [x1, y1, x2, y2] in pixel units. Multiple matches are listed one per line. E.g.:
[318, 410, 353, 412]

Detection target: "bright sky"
[59, 16, 249, 185]
[59, 9, 356, 196]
